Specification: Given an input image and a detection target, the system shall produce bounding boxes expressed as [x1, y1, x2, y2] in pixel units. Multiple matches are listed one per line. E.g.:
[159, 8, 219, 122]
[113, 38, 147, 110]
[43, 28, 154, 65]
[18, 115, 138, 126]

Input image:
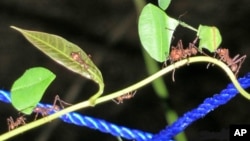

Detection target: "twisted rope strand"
[61, 112, 153, 141]
[149, 73, 250, 141]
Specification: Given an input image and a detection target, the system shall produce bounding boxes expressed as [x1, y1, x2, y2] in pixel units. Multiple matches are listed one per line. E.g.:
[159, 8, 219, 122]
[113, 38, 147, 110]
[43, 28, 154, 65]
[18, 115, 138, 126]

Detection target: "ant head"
[191, 47, 198, 54]
[217, 48, 228, 55]
[53, 105, 61, 111]
[33, 107, 41, 112]
[70, 52, 81, 60]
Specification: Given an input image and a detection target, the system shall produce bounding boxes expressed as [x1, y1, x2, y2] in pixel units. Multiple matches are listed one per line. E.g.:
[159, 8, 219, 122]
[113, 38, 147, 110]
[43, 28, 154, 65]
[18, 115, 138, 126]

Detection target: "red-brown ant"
[112, 91, 137, 104]
[7, 116, 26, 131]
[163, 38, 200, 81]
[33, 95, 71, 120]
[32, 106, 60, 120]
[70, 51, 90, 70]
[215, 48, 246, 76]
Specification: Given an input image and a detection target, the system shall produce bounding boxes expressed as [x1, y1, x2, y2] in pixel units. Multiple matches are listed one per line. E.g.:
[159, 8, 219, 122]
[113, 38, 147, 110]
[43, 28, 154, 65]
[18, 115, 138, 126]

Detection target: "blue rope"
[0, 90, 153, 141]
[149, 72, 250, 141]
[0, 73, 250, 141]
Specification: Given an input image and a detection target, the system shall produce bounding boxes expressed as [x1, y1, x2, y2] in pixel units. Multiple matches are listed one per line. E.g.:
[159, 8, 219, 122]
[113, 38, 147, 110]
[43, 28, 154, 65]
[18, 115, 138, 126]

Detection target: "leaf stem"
[1, 56, 249, 140]
[179, 21, 198, 32]
[89, 82, 104, 105]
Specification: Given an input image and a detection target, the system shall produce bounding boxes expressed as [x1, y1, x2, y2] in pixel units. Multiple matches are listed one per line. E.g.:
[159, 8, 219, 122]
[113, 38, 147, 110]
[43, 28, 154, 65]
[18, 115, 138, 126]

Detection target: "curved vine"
[0, 56, 249, 140]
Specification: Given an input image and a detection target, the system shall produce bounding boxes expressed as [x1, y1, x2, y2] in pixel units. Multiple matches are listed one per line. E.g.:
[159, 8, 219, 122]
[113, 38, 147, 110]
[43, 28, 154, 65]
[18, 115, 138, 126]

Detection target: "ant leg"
[177, 40, 184, 51]
[236, 55, 246, 75]
[172, 68, 176, 82]
[162, 50, 170, 68]
[207, 53, 217, 69]
[231, 55, 246, 76]
[7, 117, 14, 131]
[227, 54, 244, 67]
[34, 113, 39, 121]
[130, 91, 137, 96]
[226, 54, 241, 72]
[231, 54, 244, 64]
[112, 99, 121, 104]
[162, 59, 168, 68]
[53, 95, 72, 110]
[192, 36, 199, 44]
[18, 116, 26, 125]
[190, 37, 209, 56]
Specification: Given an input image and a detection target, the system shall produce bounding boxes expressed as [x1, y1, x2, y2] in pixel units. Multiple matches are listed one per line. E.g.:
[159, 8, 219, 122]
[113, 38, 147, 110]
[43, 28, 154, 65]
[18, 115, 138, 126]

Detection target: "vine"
[1, 56, 249, 140]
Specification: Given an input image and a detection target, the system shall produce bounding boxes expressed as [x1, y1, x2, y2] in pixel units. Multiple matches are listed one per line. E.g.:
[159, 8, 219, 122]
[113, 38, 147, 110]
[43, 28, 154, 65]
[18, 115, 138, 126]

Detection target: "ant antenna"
[178, 11, 188, 21]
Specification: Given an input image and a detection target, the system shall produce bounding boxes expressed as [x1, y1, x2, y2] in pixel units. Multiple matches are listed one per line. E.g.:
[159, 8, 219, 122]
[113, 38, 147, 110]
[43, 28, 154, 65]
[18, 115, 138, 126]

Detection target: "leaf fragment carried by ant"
[138, 3, 179, 62]
[10, 26, 104, 86]
[158, 0, 172, 10]
[11, 67, 56, 115]
[197, 25, 222, 52]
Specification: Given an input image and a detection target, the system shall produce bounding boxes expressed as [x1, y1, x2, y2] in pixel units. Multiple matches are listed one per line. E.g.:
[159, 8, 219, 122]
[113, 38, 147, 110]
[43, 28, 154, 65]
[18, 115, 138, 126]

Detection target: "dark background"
[0, 0, 250, 141]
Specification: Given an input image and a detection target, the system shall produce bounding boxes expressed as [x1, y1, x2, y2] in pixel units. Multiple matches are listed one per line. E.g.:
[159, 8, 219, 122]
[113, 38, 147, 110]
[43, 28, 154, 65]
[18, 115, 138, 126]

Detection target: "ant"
[7, 115, 26, 131]
[70, 51, 90, 70]
[170, 40, 198, 62]
[215, 48, 246, 76]
[163, 38, 200, 81]
[112, 91, 137, 104]
[33, 95, 71, 120]
[33, 106, 59, 120]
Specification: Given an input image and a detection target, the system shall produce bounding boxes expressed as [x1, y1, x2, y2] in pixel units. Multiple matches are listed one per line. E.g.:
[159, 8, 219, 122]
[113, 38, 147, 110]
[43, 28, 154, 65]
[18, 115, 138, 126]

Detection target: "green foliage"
[158, 0, 171, 10]
[10, 26, 103, 85]
[197, 25, 222, 52]
[138, 3, 179, 62]
[11, 67, 55, 115]
[138, 3, 223, 63]
[11, 26, 104, 103]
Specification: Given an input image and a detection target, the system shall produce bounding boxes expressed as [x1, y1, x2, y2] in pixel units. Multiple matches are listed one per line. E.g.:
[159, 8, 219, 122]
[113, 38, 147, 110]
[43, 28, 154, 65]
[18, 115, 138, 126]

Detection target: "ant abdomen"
[215, 48, 246, 76]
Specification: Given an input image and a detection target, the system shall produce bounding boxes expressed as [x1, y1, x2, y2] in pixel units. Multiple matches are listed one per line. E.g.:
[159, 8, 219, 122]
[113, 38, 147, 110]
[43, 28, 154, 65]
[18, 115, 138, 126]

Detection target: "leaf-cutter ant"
[215, 48, 246, 76]
[163, 38, 200, 81]
[33, 95, 71, 120]
[70, 51, 90, 69]
[112, 91, 137, 104]
[7, 115, 26, 131]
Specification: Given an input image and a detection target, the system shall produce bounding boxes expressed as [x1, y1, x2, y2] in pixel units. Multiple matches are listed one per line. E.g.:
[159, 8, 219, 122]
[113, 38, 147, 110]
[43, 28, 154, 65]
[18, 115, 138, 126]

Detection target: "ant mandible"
[7, 115, 26, 131]
[215, 48, 246, 76]
[112, 91, 137, 104]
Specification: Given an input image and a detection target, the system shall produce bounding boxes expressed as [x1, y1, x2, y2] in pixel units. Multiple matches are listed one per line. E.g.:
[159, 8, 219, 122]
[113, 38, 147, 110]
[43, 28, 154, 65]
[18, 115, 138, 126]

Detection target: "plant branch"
[1, 56, 249, 140]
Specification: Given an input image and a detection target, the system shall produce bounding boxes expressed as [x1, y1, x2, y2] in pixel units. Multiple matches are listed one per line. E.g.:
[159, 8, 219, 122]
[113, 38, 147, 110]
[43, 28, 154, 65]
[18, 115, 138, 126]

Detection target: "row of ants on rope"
[7, 38, 246, 131]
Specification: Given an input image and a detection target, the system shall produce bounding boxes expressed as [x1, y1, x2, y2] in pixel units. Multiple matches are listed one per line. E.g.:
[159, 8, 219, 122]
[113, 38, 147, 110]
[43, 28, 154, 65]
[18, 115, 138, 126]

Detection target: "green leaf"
[11, 67, 56, 115]
[10, 26, 103, 86]
[11, 26, 104, 104]
[138, 3, 179, 62]
[197, 25, 222, 52]
[158, 0, 171, 10]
